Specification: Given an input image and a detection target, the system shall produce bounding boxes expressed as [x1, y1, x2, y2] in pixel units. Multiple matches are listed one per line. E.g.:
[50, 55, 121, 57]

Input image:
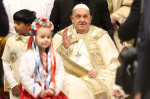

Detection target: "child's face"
[36, 27, 52, 52]
[14, 21, 30, 36]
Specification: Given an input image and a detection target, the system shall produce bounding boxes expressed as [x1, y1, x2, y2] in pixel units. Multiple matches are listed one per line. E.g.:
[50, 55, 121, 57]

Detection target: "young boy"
[2, 9, 36, 99]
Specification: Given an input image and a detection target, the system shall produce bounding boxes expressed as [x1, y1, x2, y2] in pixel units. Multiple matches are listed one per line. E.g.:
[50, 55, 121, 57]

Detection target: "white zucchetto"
[73, 4, 90, 11]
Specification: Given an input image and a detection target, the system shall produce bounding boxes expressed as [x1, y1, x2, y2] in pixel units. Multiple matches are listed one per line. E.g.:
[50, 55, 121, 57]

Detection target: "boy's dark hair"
[13, 9, 36, 24]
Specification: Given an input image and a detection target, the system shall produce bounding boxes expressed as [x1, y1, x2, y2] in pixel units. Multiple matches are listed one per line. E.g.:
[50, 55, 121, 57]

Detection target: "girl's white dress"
[19, 49, 65, 98]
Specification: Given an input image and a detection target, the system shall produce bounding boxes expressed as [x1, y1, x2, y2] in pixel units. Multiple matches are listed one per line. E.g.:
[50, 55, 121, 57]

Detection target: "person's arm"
[2, 38, 18, 89]
[118, 0, 141, 42]
[50, 0, 60, 35]
[111, 0, 133, 24]
[19, 52, 42, 98]
[0, 0, 9, 37]
[2, 60, 18, 89]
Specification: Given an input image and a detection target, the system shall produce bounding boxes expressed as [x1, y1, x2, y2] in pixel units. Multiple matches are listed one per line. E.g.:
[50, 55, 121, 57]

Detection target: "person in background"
[134, 0, 150, 98]
[118, 0, 141, 46]
[0, 35, 9, 99]
[107, 0, 133, 52]
[113, 0, 141, 98]
[50, 0, 114, 38]
[2, 9, 36, 99]
[0, 0, 9, 37]
[3, 0, 55, 36]
[0, 1, 9, 98]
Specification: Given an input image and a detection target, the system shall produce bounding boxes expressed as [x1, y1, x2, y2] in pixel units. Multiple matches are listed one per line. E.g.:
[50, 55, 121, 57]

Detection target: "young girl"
[19, 18, 68, 99]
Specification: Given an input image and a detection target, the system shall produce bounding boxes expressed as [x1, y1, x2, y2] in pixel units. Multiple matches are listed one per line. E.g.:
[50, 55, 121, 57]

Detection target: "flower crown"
[27, 18, 54, 50]
[30, 18, 54, 35]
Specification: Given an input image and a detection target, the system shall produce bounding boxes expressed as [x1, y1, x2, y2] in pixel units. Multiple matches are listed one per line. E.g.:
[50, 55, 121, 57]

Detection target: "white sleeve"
[3, 60, 18, 89]
[49, 53, 65, 96]
[19, 54, 42, 98]
[111, 0, 133, 24]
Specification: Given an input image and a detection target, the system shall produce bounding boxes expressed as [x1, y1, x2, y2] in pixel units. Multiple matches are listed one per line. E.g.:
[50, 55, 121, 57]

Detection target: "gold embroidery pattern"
[82, 37, 106, 72]
[82, 78, 110, 99]
[90, 52, 104, 66]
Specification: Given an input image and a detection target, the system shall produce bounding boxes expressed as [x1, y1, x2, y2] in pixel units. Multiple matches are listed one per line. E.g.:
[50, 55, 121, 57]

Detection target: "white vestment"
[107, 0, 133, 52]
[53, 25, 119, 99]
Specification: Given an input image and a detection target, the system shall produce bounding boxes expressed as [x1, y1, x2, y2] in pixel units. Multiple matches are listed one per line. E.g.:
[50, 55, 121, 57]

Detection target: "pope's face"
[71, 8, 92, 34]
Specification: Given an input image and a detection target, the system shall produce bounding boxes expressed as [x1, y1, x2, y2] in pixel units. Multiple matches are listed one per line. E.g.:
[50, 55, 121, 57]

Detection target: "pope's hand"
[62, 28, 72, 49]
[88, 68, 98, 78]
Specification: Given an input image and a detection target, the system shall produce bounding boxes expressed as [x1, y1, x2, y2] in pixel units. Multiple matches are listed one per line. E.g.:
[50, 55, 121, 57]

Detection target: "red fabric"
[26, 35, 34, 50]
[20, 83, 22, 92]
[19, 90, 68, 99]
[19, 81, 68, 99]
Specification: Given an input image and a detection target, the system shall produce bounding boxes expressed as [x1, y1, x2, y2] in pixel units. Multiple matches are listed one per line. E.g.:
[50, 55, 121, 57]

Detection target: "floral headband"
[27, 18, 54, 50]
[30, 18, 54, 35]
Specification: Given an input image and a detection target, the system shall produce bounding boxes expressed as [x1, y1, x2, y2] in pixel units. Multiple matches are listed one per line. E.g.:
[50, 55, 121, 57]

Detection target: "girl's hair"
[13, 9, 36, 24]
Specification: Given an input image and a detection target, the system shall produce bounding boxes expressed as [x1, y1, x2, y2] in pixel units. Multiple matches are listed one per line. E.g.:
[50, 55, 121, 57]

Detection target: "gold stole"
[57, 25, 110, 99]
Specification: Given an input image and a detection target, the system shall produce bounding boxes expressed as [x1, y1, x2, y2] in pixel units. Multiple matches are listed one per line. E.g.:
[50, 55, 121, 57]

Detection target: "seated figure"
[53, 4, 120, 99]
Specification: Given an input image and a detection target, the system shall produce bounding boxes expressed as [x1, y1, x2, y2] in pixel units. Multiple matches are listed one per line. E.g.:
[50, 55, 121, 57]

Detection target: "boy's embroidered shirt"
[2, 34, 30, 86]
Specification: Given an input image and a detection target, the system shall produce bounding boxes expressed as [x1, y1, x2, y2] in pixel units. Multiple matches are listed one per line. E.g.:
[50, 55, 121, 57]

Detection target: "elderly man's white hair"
[73, 4, 90, 11]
